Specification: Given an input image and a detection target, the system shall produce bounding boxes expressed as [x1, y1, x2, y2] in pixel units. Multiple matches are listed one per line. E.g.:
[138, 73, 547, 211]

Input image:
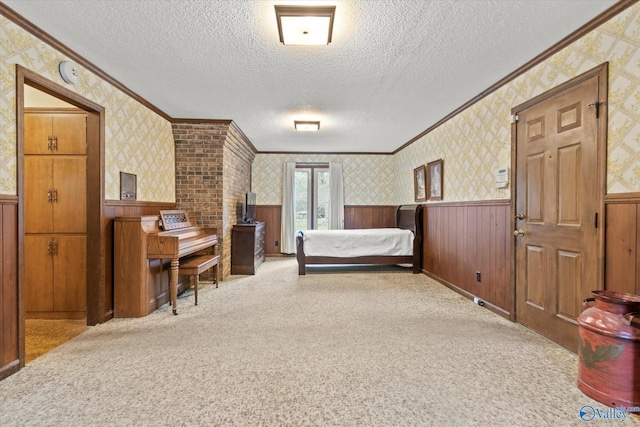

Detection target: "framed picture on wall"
[414, 165, 427, 202]
[427, 159, 443, 201]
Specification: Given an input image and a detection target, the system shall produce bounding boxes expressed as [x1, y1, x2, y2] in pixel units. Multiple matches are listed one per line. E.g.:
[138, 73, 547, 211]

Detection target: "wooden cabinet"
[25, 235, 87, 313]
[24, 112, 86, 155]
[24, 110, 87, 319]
[24, 156, 86, 234]
[231, 222, 265, 275]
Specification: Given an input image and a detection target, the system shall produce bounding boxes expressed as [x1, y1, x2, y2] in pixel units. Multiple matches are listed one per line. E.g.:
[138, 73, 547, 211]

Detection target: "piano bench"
[178, 255, 220, 306]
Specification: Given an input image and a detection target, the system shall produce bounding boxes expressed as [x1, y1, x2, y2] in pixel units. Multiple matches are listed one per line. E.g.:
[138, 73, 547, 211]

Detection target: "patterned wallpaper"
[0, 16, 175, 201]
[5, 3, 640, 205]
[252, 153, 395, 205]
[393, 3, 640, 204]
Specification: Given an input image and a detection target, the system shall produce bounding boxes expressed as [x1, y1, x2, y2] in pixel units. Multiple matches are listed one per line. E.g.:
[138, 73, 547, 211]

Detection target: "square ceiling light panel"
[294, 120, 321, 131]
[275, 5, 336, 45]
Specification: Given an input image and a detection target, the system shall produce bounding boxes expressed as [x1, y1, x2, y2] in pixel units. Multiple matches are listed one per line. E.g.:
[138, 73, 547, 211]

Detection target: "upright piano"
[114, 210, 217, 317]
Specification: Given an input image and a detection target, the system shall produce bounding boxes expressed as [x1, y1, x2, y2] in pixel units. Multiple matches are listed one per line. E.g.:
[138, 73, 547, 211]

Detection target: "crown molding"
[393, 0, 639, 154]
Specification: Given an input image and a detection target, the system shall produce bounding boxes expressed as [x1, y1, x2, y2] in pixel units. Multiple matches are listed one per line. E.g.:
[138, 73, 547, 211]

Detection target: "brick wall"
[221, 122, 256, 277]
[172, 120, 256, 279]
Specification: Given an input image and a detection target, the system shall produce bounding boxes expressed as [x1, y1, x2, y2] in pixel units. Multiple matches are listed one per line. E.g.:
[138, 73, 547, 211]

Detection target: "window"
[295, 165, 329, 231]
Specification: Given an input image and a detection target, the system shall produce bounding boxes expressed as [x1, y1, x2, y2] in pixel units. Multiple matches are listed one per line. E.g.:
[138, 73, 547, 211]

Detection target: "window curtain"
[281, 162, 297, 253]
[329, 162, 344, 230]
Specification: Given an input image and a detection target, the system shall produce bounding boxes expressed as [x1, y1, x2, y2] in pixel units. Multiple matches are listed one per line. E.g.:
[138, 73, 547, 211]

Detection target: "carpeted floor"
[25, 319, 87, 364]
[0, 258, 637, 426]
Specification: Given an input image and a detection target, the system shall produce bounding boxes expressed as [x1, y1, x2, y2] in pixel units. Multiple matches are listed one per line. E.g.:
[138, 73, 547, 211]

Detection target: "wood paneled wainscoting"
[423, 200, 512, 318]
[104, 200, 176, 320]
[605, 193, 640, 295]
[0, 196, 19, 380]
[256, 205, 399, 256]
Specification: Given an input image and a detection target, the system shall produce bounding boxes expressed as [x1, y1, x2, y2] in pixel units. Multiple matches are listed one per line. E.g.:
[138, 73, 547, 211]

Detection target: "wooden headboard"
[396, 204, 422, 234]
[397, 204, 423, 271]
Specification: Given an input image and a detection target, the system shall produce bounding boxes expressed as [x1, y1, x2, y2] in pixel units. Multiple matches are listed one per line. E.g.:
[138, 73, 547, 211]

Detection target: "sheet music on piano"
[159, 210, 192, 230]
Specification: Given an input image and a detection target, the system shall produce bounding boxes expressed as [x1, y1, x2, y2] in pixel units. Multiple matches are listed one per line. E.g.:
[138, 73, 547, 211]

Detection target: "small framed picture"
[427, 159, 443, 201]
[413, 165, 426, 202]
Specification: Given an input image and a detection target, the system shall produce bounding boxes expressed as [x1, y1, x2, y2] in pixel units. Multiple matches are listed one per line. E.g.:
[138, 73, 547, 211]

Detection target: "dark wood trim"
[0, 203, 18, 377]
[258, 151, 394, 155]
[345, 204, 399, 208]
[24, 107, 84, 113]
[105, 200, 176, 208]
[605, 192, 640, 203]
[0, 3, 171, 122]
[171, 118, 232, 125]
[229, 121, 258, 155]
[17, 66, 104, 112]
[0, 360, 20, 382]
[423, 199, 510, 208]
[0, 196, 18, 204]
[394, 1, 635, 155]
[510, 122, 518, 321]
[512, 63, 609, 114]
[424, 271, 511, 320]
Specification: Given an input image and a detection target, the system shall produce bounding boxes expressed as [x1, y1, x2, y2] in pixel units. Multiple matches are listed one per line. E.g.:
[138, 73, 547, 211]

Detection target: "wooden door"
[24, 111, 87, 319]
[24, 157, 53, 233]
[514, 69, 604, 352]
[53, 157, 86, 233]
[53, 114, 86, 155]
[24, 113, 86, 155]
[53, 235, 87, 312]
[25, 235, 54, 312]
[24, 114, 52, 155]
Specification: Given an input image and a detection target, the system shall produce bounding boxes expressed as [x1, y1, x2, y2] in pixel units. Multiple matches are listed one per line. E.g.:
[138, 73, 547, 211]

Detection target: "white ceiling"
[5, 0, 618, 153]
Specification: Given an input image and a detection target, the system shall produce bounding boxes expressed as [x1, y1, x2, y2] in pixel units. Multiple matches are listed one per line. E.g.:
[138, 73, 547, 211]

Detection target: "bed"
[296, 204, 423, 275]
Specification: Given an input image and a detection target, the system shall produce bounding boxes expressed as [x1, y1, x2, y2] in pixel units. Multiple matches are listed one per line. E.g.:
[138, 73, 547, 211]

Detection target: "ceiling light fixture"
[275, 5, 336, 45]
[294, 120, 320, 131]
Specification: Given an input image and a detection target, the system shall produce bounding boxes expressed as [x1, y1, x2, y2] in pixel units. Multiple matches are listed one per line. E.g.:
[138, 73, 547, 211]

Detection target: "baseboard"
[0, 360, 20, 381]
[423, 270, 512, 320]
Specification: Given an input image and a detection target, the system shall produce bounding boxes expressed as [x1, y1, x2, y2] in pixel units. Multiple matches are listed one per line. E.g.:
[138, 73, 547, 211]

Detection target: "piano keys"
[114, 211, 217, 317]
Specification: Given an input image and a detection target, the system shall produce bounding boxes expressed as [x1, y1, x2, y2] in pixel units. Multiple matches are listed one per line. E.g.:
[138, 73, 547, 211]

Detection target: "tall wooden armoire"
[24, 109, 87, 319]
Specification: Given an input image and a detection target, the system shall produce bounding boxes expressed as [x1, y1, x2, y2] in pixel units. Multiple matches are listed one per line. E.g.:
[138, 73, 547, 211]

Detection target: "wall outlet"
[476, 271, 481, 282]
[275, 240, 279, 247]
[474, 297, 485, 307]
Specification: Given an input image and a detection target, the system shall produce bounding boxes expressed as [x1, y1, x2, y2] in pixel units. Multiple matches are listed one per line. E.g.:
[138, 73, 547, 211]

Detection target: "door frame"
[16, 65, 105, 366]
[510, 62, 608, 323]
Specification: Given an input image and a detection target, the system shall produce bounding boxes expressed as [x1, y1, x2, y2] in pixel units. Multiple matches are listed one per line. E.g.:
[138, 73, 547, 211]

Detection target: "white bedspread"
[302, 228, 414, 257]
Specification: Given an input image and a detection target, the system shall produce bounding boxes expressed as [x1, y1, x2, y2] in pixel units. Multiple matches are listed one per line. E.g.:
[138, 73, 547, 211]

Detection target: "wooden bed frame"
[296, 204, 423, 275]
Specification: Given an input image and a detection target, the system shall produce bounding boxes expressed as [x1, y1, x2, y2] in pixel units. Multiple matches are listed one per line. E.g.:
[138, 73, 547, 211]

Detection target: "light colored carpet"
[0, 258, 637, 426]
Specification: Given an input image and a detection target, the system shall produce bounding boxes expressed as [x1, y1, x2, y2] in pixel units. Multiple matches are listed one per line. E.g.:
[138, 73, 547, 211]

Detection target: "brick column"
[172, 120, 256, 279]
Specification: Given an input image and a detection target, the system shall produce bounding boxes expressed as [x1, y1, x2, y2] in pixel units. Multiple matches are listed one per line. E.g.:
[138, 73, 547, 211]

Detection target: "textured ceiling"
[5, 0, 618, 153]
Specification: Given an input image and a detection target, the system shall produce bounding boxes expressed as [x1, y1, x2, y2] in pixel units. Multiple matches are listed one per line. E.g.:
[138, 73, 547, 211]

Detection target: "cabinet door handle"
[47, 136, 53, 151]
[53, 136, 58, 151]
[52, 189, 58, 203]
[47, 240, 57, 256]
[47, 189, 53, 203]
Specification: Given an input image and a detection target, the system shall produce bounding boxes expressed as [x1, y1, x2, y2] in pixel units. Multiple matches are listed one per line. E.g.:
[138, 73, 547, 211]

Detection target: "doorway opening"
[17, 66, 105, 367]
